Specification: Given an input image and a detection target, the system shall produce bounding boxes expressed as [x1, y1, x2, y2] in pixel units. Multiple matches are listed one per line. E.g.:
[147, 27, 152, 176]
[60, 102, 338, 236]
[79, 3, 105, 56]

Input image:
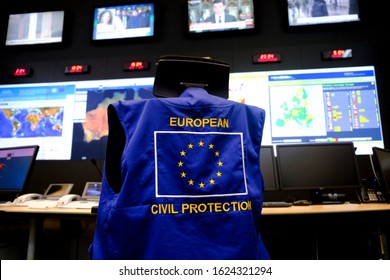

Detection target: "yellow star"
[188, 143, 194, 149]
[198, 141, 204, 147]
[199, 182, 205, 188]
[181, 172, 186, 178]
[215, 151, 220, 157]
[188, 179, 194, 185]
[178, 161, 184, 167]
[209, 179, 215, 184]
[180, 150, 186, 156]
[216, 171, 222, 177]
[217, 161, 223, 166]
[209, 143, 214, 149]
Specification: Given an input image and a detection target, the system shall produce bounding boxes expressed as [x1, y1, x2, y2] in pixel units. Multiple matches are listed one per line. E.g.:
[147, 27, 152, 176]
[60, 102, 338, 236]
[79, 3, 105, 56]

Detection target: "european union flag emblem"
[154, 131, 248, 198]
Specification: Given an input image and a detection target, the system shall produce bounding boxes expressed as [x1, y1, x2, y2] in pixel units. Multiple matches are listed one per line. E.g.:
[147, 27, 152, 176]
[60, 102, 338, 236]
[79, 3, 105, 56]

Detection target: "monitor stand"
[310, 190, 347, 204]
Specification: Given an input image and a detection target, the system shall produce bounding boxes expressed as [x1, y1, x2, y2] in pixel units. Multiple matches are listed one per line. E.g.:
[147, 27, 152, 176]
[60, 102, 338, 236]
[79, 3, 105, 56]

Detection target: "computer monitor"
[260, 145, 279, 191]
[276, 142, 361, 203]
[0, 145, 39, 201]
[371, 147, 390, 201]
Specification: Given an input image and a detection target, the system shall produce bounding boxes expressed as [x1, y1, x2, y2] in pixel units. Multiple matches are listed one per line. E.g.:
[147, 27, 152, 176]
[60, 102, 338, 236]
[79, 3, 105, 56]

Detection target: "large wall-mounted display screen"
[187, 0, 255, 34]
[229, 65, 383, 155]
[0, 66, 383, 160]
[286, 0, 360, 27]
[92, 2, 155, 41]
[5, 11, 65, 46]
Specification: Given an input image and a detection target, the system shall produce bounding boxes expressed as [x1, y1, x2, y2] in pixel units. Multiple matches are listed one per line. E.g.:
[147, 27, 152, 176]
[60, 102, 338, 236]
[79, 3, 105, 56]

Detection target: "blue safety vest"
[90, 87, 269, 259]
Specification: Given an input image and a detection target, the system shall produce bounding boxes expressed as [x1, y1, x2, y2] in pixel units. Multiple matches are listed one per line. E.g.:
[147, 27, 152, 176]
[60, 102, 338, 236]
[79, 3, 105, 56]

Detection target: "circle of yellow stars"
[177, 139, 224, 189]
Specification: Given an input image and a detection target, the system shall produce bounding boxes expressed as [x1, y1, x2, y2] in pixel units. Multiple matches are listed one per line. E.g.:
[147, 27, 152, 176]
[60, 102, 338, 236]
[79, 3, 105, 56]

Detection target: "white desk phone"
[13, 193, 81, 206]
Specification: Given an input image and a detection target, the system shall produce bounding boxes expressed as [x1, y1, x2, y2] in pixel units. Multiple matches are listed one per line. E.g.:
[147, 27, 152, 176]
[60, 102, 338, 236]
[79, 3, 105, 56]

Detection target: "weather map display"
[0, 84, 75, 159]
[0, 66, 384, 159]
[0, 107, 64, 137]
[70, 78, 154, 160]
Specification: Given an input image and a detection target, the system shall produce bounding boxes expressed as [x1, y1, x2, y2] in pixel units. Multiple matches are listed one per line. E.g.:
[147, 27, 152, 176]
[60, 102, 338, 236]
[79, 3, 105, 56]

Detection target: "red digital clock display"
[64, 64, 90, 74]
[253, 53, 282, 63]
[9, 67, 32, 77]
[123, 61, 150, 71]
[322, 49, 352, 60]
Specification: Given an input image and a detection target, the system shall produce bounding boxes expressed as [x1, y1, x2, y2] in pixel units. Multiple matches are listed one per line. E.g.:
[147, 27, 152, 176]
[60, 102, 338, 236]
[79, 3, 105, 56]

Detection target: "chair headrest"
[153, 55, 230, 99]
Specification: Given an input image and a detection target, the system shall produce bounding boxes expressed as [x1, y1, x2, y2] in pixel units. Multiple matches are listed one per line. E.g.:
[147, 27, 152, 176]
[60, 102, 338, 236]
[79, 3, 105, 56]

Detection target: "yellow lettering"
[151, 204, 157, 214]
[189, 203, 198, 213]
[186, 118, 193, 127]
[169, 117, 229, 128]
[182, 204, 189, 213]
[222, 202, 230, 211]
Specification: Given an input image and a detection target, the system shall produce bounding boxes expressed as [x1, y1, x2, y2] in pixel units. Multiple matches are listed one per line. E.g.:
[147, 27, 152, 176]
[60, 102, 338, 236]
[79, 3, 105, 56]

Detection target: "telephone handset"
[14, 193, 43, 203]
[57, 194, 81, 205]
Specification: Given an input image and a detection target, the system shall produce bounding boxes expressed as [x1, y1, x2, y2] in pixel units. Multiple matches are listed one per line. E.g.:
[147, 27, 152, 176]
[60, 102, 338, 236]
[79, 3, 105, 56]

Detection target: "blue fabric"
[90, 87, 269, 259]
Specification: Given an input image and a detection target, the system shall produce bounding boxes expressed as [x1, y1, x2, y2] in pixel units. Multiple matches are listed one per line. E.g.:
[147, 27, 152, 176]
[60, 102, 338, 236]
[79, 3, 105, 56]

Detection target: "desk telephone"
[14, 193, 43, 203]
[360, 177, 387, 203]
[360, 187, 386, 203]
[14, 193, 81, 205]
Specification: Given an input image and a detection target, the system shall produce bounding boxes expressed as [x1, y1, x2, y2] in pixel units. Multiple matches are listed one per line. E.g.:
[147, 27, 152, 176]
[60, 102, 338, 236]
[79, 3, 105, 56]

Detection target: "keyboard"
[263, 201, 293, 207]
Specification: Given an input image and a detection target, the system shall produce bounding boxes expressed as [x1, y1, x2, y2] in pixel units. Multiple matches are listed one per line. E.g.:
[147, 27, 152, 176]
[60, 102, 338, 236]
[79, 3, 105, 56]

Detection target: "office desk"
[0, 205, 94, 260]
[1, 203, 390, 259]
[262, 202, 390, 215]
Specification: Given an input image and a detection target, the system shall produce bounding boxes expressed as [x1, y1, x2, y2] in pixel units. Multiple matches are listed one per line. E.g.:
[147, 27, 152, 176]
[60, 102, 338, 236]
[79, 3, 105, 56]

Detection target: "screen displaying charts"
[0, 66, 383, 159]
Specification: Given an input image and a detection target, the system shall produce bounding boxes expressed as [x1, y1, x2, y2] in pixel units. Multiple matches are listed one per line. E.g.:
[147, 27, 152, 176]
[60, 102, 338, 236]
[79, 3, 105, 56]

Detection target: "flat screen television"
[187, 0, 256, 34]
[260, 145, 279, 191]
[276, 142, 362, 202]
[92, 2, 155, 41]
[371, 147, 390, 200]
[286, 0, 360, 27]
[5, 10, 65, 46]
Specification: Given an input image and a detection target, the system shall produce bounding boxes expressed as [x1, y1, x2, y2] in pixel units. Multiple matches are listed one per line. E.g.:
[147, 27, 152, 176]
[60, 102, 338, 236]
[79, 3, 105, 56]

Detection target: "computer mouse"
[293, 200, 312, 206]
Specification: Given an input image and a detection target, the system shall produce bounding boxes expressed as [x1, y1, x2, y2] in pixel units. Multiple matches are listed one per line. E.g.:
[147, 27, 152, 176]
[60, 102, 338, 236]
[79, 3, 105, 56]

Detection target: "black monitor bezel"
[283, 0, 363, 33]
[185, 0, 258, 39]
[276, 142, 362, 191]
[4, 9, 67, 49]
[90, 0, 158, 45]
[371, 147, 390, 199]
[0, 145, 39, 197]
[260, 145, 279, 191]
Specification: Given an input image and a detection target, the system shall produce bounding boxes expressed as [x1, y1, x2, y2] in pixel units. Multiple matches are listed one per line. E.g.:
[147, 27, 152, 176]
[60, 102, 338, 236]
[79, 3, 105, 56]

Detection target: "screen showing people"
[287, 0, 360, 27]
[92, 3, 155, 41]
[188, 0, 255, 33]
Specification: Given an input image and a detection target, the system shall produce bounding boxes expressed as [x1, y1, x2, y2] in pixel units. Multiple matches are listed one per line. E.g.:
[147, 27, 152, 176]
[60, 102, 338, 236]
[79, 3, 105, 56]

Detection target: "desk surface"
[0, 205, 92, 215]
[1, 202, 390, 215]
[261, 202, 390, 215]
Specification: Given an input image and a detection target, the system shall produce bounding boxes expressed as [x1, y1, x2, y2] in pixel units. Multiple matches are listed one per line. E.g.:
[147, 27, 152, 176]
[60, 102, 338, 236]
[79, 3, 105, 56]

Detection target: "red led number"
[13, 68, 28, 76]
[253, 53, 281, 63]
[123, 61, 150, 71]
[129, 62, 144, 70]
[69, 65, 84, 73]
[64, 64, 89, 74]
[9, 67, 31, 77]
[331, 50, 345, 58]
